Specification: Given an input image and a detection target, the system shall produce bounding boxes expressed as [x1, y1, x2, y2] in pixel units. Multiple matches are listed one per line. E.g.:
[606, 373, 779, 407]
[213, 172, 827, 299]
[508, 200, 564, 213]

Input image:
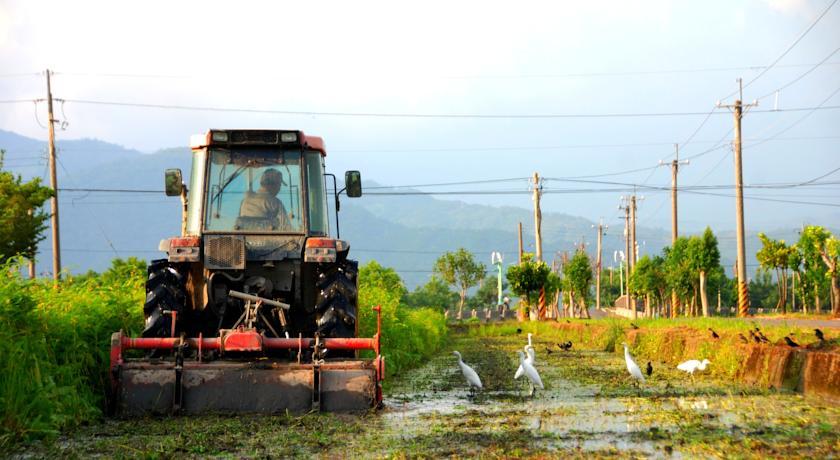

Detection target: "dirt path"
[21, 327, 840, 458]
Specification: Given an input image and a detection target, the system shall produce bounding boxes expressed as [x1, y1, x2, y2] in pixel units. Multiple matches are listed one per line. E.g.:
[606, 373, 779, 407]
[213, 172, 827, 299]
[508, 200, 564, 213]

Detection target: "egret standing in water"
[453, 351, 482, 393]
[515, 346, 536, 379]
[622, 343, 645, 386]
[517, 350, 544, 396]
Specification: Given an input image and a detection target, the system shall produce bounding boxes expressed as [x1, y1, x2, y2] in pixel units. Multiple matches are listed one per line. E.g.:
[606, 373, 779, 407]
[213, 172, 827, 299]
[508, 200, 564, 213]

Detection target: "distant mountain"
[0, 130, 826, 288]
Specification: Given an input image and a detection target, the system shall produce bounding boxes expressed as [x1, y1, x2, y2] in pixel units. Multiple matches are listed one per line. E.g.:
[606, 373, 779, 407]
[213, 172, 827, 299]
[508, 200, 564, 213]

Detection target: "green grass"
[0, 258, 145, 447]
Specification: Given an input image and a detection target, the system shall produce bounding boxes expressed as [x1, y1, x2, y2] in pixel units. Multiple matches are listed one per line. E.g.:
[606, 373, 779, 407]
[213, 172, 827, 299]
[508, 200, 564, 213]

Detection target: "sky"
[1, 0, 839, 235]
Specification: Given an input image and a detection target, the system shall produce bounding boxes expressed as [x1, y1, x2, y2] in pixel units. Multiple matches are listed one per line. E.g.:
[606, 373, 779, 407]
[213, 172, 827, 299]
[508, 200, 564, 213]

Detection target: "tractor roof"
[190, 130, 326, 156]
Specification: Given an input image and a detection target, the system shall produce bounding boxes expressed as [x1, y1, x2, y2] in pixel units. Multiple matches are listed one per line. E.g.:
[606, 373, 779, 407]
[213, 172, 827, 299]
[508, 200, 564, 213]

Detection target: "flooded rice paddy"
[20, 327, 840, 458]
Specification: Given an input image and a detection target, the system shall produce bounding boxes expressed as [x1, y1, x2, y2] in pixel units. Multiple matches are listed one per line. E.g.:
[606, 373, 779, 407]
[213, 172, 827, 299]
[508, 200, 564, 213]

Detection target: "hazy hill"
[0, 130, 823, 288]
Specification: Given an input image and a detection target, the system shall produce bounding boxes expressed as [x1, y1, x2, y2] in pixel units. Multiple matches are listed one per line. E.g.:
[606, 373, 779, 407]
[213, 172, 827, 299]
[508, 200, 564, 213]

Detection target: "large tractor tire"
[142, 259, 187, 338]
[314, 259, 358, 341]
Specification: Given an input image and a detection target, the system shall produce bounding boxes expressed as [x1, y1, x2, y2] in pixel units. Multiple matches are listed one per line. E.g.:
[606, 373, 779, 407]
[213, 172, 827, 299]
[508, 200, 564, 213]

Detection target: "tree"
[403, 276, 458, 311]
[629, 255, 666, 317]
[756, 233, 797, 313]
[798, 226, 840, 317]
[433, 248, 486, 318]
[664, 237, 694, 316]
[564, 250, 593, 318]
[467, 275, 507, 310]
[0, 154, 54, 263]
[506, 255, 551, 319]
[687, 228, 721, 317]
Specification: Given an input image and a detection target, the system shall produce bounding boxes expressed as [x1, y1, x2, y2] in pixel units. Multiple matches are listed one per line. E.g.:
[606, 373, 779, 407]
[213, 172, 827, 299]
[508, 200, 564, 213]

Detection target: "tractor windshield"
[204, 148, 303, 233]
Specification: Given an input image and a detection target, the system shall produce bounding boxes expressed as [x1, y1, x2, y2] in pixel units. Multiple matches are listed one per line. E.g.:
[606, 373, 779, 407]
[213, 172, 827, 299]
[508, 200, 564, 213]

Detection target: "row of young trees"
[411, 224, 840, 320]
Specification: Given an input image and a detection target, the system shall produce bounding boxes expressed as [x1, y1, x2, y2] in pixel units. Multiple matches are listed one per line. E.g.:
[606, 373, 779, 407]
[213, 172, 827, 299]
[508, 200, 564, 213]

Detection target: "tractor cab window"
[204, 148, 304, 233]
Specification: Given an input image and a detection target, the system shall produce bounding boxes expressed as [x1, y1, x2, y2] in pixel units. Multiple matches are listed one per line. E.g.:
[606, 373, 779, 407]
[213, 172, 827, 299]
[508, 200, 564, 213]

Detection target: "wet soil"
[18, 326, 840, 459]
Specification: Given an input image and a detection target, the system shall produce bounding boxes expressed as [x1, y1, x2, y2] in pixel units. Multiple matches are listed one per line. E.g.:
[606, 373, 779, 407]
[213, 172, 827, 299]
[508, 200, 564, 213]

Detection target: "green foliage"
[687, 227, 721, 274]
[749, 270, 780, 309]
[505, 255, 551, 307]
[467, 275, 507, 310]
[433, 248, 486, 314]
[0, 258, 145, 447]
[403, 276, 458, 311]
[664, 237, 694, 299]
[564, 250, 593, 305]
[629, 255, 666, 304]
[357, 261, 447, 377]
[0, 156, 55, 262]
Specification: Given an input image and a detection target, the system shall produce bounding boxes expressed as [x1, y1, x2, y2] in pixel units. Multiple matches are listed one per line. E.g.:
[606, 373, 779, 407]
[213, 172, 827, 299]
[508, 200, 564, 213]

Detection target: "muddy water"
[373, 332, 840, 458]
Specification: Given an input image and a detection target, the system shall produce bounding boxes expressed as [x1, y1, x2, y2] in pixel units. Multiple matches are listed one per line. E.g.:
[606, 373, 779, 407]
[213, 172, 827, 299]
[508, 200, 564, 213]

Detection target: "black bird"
[754, 326, 770, 343]
[516, 328, 522, 334]
[646, 361, 653, 377]
[815, 329, 825, 342]
[784, 336, 799, 347]
[566, 319, 571, 324]
[738, 333, 749, 344]
[545, 347, 554, 355]
[748, 330, 762, 344]
[708, 328, 720, 339]
[559, 341, 573, 351]
[630, 323, 640, 330]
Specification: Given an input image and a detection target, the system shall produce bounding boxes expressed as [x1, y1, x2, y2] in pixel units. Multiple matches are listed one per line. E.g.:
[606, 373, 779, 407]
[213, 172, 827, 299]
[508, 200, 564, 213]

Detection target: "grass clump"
[0, 258, 145, 447]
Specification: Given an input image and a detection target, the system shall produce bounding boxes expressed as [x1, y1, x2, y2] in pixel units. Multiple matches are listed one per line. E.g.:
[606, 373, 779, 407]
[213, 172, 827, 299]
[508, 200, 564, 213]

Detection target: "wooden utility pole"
[593, 220, 607, 310]
[46, 69, 61, 281]
[620, 199, 632, 315]
[517, 222, 523, 264]
[718, 79, 756, 318]
[532, 172, 543, 262]
[27, 209, 35, 279]
[629, 195, 640, 319]
[663, 145, 689, 318]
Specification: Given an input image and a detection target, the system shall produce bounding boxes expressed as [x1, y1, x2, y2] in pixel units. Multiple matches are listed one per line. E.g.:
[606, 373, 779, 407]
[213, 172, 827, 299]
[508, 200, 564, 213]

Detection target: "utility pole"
[619, 199, 632, 316]
[27, 209, 36, 279]
[661, 144, 689, 318]
[718, 78, 756, 318]
[517, 222, 523, 264]
[532, 172, 543, 262]
[593, 220, 608, 310]
[46, 69, 61, 281]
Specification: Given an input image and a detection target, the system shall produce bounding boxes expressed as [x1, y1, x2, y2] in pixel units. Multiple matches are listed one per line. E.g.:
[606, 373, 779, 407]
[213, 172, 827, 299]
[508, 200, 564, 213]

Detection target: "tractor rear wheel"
[315, 259, 358, 341]
[141, 259, 187, 338]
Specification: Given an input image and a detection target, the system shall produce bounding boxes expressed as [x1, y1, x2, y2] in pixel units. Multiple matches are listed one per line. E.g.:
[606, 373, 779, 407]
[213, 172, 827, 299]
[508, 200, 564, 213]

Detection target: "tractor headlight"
[211, 131, 229, 142]
[280, 132, 298, 143]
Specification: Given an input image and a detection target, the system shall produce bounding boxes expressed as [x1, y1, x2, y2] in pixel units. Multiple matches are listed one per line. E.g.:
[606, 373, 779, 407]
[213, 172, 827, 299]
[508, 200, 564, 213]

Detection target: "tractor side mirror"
[345, 170, 362, 197]
[165, 169, 183, 196]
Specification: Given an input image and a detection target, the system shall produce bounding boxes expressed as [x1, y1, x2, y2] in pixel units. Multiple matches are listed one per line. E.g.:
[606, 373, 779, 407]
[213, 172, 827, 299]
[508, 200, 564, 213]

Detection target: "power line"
[55, 97, 840, 119]
[41, 60, 840, 80]
[757, 45, 840, 101]
[721, 0, 839, 100]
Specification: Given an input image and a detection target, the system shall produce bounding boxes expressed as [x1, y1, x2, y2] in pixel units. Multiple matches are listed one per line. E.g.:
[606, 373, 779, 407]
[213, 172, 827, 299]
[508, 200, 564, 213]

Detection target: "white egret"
[677, 359, 710, 376]
[453, 351, 483, 392]
[514, 346, 536, 379]
[517, 350, 544, 396]
[622, 343, 645, 385]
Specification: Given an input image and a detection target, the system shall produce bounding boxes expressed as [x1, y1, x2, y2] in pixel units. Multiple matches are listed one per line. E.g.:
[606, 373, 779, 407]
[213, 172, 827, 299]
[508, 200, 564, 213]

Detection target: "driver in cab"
[239, 168, 292, 231]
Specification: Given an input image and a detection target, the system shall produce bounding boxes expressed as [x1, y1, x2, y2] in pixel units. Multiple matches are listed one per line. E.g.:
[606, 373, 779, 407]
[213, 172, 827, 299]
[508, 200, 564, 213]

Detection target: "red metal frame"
[110, 305, 385, 403]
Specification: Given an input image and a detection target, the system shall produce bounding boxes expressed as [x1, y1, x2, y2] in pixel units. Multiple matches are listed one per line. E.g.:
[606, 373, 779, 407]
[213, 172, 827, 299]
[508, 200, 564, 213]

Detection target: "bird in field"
[566, 319, 571, 323]
[738, 333, 749, 344]
[517, 350, 544, 396]
[815, 329, 825, 342]
[545, 347, 553, 355]
[677, 359, 711, 381]
[516, 328, 523, 334]
[754, 327, 770, 343]
[558, 341, 573, 351]
[708, 328, 720, 339]
[783, 336, 799, 347]
[622, 343, 645, 385]
[453, 351, 482, 393]
[646, 361, 653, 377]
[748, 330, 762, 344]
[630, 323, 640, 330]
[515, 346, 536, 379]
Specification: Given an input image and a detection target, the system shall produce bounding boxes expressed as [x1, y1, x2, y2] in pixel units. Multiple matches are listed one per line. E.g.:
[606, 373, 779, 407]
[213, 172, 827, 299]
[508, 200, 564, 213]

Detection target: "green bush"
[0, 258, 145, 447]
[357, 261, 447, 377]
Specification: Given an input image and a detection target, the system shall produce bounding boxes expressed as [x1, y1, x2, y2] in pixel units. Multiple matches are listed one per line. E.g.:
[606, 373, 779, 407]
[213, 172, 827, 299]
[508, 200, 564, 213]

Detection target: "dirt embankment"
[545, 322, 840, 401]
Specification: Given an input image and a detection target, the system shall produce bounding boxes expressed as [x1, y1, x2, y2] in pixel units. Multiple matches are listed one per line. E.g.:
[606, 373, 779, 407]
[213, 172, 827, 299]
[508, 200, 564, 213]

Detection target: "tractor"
[109, 129, 383, 415]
